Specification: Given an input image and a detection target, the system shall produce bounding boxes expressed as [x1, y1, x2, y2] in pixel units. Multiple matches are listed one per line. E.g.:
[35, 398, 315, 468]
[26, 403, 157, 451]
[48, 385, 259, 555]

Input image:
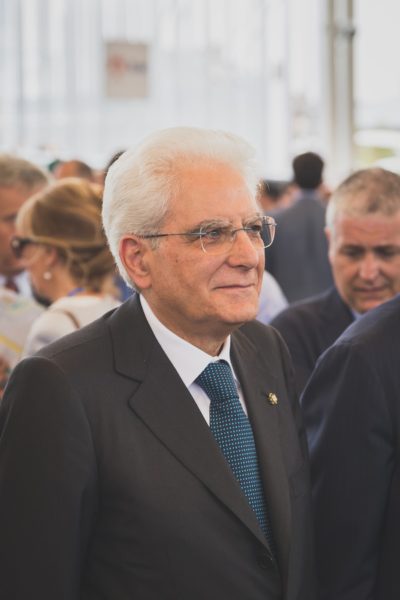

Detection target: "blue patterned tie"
[196, 360, 275, 550]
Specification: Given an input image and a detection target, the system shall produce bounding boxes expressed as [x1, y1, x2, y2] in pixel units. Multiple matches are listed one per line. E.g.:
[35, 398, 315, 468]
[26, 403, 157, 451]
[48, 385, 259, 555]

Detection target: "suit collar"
[319, 287, 354, 328]
[108, 294, 155, 381]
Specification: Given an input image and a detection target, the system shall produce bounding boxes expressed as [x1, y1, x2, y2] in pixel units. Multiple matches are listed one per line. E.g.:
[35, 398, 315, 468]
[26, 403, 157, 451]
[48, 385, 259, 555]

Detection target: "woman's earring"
[43, 271, 52, 281]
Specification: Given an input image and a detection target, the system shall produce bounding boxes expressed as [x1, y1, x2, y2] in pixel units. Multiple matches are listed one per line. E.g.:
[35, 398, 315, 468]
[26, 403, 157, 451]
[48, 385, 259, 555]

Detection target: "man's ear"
[43, 245, 60, 268]
[324, 227, 334, 265]
[119, 236, 152, 290]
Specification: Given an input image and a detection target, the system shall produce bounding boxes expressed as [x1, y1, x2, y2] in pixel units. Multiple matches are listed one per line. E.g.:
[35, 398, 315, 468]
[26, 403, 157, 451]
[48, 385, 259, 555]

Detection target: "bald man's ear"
[324, 226, 335, 266]
[119, 236, 152, 290]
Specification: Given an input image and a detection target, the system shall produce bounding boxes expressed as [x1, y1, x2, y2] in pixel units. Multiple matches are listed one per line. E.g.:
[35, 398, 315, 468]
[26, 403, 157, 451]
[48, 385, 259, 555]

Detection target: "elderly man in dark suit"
[271, 167, 400, 395]
[0, 127, 315, 600]
[301, 292, 400, 600]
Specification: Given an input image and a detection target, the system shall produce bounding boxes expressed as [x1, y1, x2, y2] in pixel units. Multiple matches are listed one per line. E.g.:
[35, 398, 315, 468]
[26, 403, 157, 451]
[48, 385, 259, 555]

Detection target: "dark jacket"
[302, 294, 400, 600]
[271, 287, 354, 395]
[0, 294, 316, 600]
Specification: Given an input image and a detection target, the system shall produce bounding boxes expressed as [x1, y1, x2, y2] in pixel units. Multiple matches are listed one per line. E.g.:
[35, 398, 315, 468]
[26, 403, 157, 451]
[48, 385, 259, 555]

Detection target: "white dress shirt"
[140, 296, 248, 424]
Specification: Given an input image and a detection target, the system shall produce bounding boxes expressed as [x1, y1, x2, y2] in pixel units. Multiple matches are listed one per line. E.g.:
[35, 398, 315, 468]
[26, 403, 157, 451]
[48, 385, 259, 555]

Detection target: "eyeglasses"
[10, 236, 39, 258]
[140, 215, 276, 256]
[11, 235, 106, 259]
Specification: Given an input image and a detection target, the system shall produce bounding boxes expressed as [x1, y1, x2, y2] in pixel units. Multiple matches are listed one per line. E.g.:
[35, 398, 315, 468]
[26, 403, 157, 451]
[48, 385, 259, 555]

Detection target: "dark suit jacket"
[0, 295, 315, 600]
[270, 287, 354, 395]
[265, 192, 333, 303]
[301, 293, 400, 600]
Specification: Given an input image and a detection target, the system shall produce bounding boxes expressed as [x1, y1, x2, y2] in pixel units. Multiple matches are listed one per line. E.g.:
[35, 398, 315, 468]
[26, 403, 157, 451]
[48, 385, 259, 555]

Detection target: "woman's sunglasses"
[10, 236, 38, 259]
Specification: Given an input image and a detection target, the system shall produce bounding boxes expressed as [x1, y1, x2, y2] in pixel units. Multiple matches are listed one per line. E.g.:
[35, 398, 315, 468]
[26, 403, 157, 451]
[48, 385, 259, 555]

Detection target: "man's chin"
[354, 298, 388, 315]
[223, 304, 259, 326]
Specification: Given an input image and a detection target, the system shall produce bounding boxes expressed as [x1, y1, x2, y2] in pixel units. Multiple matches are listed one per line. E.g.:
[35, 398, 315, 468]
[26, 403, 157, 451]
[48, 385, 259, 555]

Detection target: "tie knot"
[195, 360, 238, 404]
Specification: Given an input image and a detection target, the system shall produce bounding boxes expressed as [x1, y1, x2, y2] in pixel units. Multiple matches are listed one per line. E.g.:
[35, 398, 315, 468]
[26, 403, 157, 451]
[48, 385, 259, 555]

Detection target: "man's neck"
[140, 295, 230, 357]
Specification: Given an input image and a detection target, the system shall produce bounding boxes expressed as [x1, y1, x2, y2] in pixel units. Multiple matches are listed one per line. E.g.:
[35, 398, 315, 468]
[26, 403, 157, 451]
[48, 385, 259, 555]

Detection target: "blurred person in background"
[271, 167, 400, 395]
[0, 153, 48, 295]
[265, 151, 333, 303]
[301, 288, 400, 600]
[257, 179, 295, 214]
[0, 154, 48, 397]
[257, 271, 288, 324]
[54, 158, 97, 182]
[11, 177, 120, 356]
[254, 179, 291, 323]
[0, 289, 44, 400]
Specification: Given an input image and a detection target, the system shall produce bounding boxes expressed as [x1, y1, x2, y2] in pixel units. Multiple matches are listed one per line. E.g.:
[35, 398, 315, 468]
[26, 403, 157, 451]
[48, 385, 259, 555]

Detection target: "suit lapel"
[108, 296, 268, 547]
[231, 329, 291, 570]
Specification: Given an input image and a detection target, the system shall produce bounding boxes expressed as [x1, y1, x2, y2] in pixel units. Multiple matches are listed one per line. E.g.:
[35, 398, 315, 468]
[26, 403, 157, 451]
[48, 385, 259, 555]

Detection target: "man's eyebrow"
[373, 244, 400, 252]
[187, 218, 231, 231]
[342, 243, 399, 249]
[189, 214, 262, 231]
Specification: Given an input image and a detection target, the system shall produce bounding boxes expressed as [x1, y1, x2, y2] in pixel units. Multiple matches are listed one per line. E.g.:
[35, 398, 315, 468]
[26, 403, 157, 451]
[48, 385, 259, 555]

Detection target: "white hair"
[102, 126, 261, 284]
[326, 167, 400, 234]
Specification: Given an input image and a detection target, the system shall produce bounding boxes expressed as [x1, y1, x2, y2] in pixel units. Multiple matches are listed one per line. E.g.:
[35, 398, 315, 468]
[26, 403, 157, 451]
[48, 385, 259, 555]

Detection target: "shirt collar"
[351, 308, 363, 320]
[140, 295, 235, 388]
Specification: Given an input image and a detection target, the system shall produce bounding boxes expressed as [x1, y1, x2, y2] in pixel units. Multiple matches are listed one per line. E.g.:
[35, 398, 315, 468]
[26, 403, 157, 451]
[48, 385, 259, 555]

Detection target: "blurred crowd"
[0, 153, 127, 396]
[2, 147, 400, 400]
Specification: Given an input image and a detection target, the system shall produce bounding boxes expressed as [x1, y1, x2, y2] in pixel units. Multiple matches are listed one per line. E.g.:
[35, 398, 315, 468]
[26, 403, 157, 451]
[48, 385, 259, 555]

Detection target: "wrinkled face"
[327, 211, 400, 314]
[0, 185, 33, 276]
[122, 163, 265, 353]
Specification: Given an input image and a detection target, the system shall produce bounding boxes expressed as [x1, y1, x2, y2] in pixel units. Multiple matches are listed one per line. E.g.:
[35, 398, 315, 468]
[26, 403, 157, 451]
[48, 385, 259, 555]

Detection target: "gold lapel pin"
[267, 392, 278, 405]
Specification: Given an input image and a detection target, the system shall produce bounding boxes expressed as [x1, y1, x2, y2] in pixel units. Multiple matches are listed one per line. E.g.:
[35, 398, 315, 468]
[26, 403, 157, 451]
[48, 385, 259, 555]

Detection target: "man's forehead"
[336, 211, 400, 230]
[0, 185, 32, 211]
[169, 204, 260, 226]
[197, 212, 261, 223]
[334, 212, 400, 245]
[168, 179, 257, 222]
[0, 184, 42, 222]
[177, 160, 250, 191]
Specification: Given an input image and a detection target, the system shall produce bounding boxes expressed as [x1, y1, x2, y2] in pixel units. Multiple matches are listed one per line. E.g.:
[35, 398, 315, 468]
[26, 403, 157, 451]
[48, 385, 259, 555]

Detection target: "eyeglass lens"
[200, 220, 275, 255]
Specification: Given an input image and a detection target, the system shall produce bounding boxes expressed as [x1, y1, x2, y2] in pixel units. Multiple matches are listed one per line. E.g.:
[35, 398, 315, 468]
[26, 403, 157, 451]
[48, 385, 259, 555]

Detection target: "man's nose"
[359, 253, 380, 280]
[227, 229, 262, 266]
